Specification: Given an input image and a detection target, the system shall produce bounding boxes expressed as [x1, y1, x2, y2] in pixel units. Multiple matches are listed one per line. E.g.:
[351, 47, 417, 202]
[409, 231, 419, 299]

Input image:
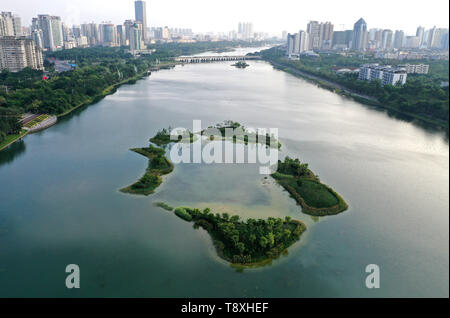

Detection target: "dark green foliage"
[150, 127, 194, 146]
[120, 145, 173, 195]
[272, 156, 348, 215]
[169, 206, 306, 264]
[0, 107, 21, 144]
[174, 207, 193, 221]
[276, 156, 309, 177]
[154, 202, 174, 211]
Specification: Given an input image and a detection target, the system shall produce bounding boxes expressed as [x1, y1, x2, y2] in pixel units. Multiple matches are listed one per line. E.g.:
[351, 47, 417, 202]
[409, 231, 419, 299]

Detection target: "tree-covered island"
[155, 204, 306, 266]
[272, 157, 348, 216]
[231, 61, 250, 68]
[123, 123, 348, 266]
[200, 121, 282, 149]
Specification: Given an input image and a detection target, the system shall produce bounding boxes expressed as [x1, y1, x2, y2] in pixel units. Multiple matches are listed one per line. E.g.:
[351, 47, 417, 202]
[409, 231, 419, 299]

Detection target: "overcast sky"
[2, 0, 449, 35]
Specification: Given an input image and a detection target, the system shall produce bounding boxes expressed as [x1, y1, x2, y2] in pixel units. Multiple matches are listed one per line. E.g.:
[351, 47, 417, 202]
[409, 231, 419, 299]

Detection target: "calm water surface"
[0, 48, 448, 297]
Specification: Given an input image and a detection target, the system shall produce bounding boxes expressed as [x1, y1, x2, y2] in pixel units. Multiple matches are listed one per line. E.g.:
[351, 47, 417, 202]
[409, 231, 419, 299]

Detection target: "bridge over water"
[175, 55, 261, 63]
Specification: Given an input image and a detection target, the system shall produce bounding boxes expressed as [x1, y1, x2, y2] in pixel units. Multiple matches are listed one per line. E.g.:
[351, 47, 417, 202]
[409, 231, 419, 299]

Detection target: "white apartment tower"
[0, 36, 44, 72]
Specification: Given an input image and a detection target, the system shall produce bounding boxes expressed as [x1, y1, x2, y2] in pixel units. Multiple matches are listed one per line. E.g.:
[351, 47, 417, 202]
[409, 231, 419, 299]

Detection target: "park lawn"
[272, 172, 348, 216]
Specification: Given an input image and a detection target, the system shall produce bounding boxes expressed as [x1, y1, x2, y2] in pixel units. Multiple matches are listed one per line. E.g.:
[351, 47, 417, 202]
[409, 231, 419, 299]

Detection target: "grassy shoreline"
[120, 145, 174, 196]
[271, 157, 348, 216]
[57, 64, 176, 119]
[0, 129, 28, 151]
[267, 60, 449, 130]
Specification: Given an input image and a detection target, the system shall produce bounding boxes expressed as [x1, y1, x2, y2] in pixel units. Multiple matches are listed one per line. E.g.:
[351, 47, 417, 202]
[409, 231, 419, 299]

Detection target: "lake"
[0, 47, 448, 297]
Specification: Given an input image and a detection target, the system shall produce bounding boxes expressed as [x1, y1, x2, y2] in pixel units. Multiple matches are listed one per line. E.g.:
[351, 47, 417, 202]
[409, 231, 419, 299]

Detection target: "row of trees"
[261, 47, 449, 125]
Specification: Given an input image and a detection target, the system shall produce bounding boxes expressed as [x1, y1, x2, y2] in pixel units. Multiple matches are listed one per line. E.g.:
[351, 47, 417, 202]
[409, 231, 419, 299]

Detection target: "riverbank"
[266, 60, 449, 130]
[0, 129, 28, 151]
[0, 63, 176, 152]
[57, 62, 176, 119]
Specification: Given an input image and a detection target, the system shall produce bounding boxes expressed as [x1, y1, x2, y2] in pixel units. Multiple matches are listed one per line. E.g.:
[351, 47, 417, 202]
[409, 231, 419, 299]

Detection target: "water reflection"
[0, 139, 26, 165]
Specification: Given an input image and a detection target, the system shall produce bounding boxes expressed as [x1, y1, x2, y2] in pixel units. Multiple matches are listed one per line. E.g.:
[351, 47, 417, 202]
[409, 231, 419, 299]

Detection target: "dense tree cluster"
[276, 157, 309, 177]
[0, 107, 21, 144]
[173, 207, 305, 264]
[261, 47, 449, 125]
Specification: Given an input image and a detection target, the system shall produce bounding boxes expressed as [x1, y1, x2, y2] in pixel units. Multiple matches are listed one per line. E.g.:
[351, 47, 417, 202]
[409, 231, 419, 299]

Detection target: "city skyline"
[2, 0, 449, 35]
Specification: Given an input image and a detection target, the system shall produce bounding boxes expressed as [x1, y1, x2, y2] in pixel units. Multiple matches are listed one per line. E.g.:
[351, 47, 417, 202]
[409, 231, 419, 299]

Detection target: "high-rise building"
[31, 29, 43, 49]
[36, 15, 63, 51]
[0, 36, 43, 72]
[50, 16, 63, 49]
[81, 23, 100, 46]
[129, 23, 144, 51]
[393, 30, 405, 49]
[135, 1, 148, 42]
[99, 23, 117, 46]
[332, 30, 353, 49]
[319, 22, 334, 49]
[37, 15, 54, 51]
[124, 20, 136, 45]
[351, 18, 368, 51]
[0, 12, 21, 36]
[286, 31, 309, 56]
[416, 26, 425, 47]
[381, 29, 393, 50]
[286, 33, 295, 56]
[405, 36, 420, 49]
[237, 22, 254, 40]
[307, 21, 321, 49]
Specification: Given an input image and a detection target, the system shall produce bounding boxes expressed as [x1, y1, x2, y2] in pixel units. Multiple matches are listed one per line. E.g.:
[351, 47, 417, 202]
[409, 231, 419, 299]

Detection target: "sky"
[2, 0, 449, 35]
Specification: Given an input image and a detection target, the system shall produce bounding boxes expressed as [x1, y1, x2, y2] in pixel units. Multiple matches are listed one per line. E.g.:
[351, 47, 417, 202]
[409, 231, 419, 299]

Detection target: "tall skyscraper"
[36, 15, 63, 51]
[0, 12, 21, 36]
[307, 21, 321, 49]
[320, 22, 334, 49]
[352, 18, 367, 51]
[135, 1, 148, 42]
[416, 26, 425, 47]
[381, 29, 393, 50]
[37, 15, 54, 51]
[129, 23, 144, 51]
[393, 30, 405, 49]
[237, 22, 254, 40]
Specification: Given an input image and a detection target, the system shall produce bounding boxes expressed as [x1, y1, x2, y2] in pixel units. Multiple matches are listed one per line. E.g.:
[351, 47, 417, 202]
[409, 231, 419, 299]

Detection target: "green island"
[120, 145, 173, 195]
[272, 157, 348, 216]
[149, 127, 195, 146]
[156, 204, 306, 266]
[232, 61, 250, 68]
[122, 123, 348, 266]
[202, 121, 281, 149]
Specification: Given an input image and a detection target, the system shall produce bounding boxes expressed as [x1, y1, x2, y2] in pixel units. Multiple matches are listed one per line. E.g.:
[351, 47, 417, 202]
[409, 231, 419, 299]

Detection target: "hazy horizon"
[2, 0, 449, 36]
